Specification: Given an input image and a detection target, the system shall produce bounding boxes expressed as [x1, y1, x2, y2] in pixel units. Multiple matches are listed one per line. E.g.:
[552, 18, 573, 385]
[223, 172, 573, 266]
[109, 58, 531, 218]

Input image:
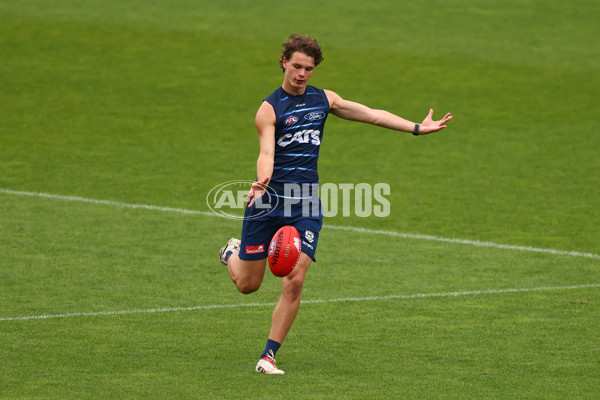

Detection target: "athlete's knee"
[237, 284, 259, 294]
[236, 277, 262, 294]
[233, 258, 266, 294]
[282, 274, 304, 300]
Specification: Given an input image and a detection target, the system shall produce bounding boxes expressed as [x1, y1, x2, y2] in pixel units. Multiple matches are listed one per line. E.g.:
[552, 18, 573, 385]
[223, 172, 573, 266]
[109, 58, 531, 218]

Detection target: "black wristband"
[413, 124, 420, 136]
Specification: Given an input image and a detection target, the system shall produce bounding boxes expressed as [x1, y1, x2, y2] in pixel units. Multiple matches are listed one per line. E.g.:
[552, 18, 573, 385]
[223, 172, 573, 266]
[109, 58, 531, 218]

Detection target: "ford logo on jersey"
[304, 111, 326, 121]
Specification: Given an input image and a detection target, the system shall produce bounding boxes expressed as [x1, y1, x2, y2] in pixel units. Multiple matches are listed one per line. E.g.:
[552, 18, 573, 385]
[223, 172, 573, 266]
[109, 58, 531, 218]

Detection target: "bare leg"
[227, 253, 267, 294]
[268, 252, 312, 343]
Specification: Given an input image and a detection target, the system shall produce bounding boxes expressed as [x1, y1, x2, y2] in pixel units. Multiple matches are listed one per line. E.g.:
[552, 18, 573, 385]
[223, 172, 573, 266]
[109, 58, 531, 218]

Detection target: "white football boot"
[219, 238, 240, 265]
[255, 350, 285, 375]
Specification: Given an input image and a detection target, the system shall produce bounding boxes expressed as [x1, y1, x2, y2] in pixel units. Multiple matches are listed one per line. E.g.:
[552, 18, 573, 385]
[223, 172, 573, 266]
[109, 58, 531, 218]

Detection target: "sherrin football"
[268, 226, 302, 277]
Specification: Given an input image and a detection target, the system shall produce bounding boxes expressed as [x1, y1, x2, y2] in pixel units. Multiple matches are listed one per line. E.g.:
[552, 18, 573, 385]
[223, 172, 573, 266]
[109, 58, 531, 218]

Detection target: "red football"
[268, 226, 302, 277]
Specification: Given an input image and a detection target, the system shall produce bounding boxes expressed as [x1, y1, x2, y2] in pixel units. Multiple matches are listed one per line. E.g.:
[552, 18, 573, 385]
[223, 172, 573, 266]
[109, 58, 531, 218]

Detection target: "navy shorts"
[239, 185, 322, 262]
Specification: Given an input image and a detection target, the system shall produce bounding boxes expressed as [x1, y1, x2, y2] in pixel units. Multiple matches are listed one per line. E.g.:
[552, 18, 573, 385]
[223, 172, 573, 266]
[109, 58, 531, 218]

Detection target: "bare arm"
[246, 101, 276, 207]
[324, 89, 452, 135]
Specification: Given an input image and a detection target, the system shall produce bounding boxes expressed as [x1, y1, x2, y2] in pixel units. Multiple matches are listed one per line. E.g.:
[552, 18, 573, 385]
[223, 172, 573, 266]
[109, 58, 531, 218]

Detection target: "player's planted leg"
[254, 252, 312, 374]
[269, 252, 311, 342]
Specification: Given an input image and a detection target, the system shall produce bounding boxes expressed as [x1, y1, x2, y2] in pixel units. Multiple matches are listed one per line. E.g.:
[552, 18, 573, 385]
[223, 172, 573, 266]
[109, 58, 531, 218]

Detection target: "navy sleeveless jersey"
[264, 85, 330, 185]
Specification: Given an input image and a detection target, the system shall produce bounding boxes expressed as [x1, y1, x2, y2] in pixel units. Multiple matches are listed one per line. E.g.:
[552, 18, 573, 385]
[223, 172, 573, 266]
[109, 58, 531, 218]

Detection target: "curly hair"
[279, 34, 324, 72]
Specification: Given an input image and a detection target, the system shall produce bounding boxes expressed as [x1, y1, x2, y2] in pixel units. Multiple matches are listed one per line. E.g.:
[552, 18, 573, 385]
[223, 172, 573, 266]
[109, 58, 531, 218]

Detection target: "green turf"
[1, 0, 599, 398]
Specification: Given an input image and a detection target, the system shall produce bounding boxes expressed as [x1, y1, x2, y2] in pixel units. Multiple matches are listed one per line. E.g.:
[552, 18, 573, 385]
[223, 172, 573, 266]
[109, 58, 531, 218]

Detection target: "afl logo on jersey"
[304, 111, 326, 121]
[285, 116, 299, 126]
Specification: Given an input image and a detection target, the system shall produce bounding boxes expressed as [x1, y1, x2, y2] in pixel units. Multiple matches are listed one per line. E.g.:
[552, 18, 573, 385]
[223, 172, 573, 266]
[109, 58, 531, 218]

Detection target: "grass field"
[1, 0, 599, 398]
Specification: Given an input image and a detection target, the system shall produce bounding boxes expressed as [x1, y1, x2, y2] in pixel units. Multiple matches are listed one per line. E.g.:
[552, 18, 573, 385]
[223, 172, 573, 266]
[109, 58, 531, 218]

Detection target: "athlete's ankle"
[260, 339, 282, 359]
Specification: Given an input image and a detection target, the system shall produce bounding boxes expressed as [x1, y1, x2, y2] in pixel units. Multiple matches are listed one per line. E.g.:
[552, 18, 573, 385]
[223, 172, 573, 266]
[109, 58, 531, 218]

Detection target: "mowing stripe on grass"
[1, 283, 598, 322]
[2, 188, 599, 260]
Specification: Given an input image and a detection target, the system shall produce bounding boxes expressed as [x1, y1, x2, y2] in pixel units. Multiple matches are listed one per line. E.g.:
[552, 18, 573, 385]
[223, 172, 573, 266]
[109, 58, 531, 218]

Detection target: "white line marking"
[1, 283, 598, 322]
[322, 225, 600, 259]
[1, 188, 599, 259]
[0, 188, 215, 217]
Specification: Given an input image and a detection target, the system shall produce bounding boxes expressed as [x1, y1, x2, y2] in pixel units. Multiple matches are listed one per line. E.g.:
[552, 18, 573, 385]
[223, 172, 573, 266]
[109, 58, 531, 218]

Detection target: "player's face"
[282, 52, 315, 94]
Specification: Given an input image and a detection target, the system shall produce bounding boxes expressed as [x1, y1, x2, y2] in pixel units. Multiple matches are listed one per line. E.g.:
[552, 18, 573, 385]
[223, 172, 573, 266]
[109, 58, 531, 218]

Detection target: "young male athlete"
[219, 34, 453, 374]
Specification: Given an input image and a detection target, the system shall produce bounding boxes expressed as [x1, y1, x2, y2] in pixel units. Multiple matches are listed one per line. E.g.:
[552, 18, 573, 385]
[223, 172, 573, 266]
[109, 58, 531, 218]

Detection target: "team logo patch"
[246, 244, 265, 254]
[285, 116, 299, 126]
[268, 239, 277, 256]
[305, 230, 314, 243]
[304, 111, 326, 121]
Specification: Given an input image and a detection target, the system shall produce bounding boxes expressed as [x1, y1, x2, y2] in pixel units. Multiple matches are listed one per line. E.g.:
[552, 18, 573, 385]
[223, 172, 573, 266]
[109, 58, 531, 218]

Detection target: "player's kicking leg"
[220, 238, 266, 294]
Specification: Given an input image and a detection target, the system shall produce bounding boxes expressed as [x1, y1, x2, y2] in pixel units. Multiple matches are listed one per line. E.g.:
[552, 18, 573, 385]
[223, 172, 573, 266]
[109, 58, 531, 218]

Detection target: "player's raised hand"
[419, 109, 453, 134]
[246, 177, 270, 208]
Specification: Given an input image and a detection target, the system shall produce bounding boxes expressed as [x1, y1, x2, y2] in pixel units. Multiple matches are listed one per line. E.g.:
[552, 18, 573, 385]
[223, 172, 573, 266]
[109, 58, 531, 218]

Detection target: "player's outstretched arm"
[246, 101, 276, 208]
[324, 89, 452, 135]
